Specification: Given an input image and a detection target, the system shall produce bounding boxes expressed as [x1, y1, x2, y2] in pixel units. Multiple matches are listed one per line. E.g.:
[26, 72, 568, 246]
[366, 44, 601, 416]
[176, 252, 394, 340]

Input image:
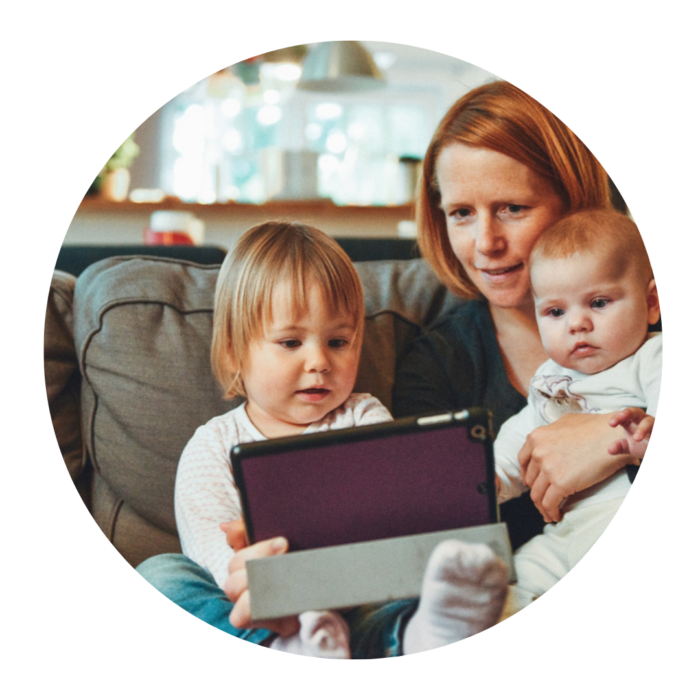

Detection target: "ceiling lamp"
[261, 45, 307, 63]
[297, 41, 385, 92]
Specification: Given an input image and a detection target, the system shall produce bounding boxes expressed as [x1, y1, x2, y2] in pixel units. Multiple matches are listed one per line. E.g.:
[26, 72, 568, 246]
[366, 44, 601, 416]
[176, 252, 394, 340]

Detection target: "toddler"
[404, 210, 662, 658]
[174, 221, 508, 658]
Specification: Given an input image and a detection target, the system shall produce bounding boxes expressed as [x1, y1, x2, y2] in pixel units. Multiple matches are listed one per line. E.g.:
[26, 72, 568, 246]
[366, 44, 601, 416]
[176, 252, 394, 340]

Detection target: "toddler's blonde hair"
[211, 221, 365, 399]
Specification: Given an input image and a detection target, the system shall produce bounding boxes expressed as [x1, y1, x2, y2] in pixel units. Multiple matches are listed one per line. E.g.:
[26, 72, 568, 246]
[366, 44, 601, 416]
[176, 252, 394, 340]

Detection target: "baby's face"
[531, 252, 659, 374]
[241, 282, 360, 438]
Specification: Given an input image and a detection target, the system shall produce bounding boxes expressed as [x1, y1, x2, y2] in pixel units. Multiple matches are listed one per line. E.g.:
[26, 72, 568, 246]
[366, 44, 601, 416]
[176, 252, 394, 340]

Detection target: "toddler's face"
[531, 252, 659, 374]
[241, 282, 360, 438]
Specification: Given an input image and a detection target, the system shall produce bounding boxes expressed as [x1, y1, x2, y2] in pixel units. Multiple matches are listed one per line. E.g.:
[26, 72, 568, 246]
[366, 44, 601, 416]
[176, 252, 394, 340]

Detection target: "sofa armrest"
[45, 270, 85, 481]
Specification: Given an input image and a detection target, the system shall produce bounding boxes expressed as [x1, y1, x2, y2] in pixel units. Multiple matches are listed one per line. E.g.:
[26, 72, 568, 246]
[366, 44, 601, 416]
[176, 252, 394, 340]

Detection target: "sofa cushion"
[45, 271, 85, 480]
[73, 255, 462, 565]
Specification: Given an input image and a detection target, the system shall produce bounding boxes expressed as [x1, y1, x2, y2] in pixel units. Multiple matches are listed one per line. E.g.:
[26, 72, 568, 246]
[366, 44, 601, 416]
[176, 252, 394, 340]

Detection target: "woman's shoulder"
[408, 297, 496, 357]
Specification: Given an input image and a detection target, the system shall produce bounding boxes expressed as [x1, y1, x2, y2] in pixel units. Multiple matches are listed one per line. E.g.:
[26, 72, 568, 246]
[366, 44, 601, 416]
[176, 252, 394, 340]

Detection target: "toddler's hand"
[222, 529, 300, 637]
[219, 519, 247, 551]
[607, 407, 654, 461]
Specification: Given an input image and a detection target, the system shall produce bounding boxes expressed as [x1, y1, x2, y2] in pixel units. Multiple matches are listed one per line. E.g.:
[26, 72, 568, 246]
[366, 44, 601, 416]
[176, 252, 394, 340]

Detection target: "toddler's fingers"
[220, 519, 247, 550]
[223, 566, 248, 604]
[228, 537, 288, 574]
[229, 590, 253, 629]
[229, 590, 300, 637]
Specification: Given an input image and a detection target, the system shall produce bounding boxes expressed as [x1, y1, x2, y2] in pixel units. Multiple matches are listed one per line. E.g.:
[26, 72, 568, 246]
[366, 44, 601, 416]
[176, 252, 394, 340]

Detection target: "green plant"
[101, 134, 140, 173]
[87, 134, 140, 196]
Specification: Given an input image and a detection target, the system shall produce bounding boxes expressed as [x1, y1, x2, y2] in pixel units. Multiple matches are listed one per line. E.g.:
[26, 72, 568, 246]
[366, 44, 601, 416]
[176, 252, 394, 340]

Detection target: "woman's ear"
[646, 279, 661, 325]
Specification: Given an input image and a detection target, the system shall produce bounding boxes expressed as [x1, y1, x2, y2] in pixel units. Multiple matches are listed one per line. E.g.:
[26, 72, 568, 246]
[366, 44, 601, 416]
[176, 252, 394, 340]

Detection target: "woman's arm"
[518, 412, 632, 522]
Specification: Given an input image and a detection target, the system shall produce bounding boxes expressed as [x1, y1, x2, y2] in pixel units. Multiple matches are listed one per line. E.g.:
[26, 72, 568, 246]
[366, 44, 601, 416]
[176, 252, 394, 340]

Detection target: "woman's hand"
[219, 520, 300, 637]
[517, 413, 631, 523]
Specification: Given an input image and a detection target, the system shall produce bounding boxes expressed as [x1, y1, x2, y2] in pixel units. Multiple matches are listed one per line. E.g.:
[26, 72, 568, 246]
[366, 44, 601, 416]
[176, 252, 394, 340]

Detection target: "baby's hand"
[607, 408, 654, 460]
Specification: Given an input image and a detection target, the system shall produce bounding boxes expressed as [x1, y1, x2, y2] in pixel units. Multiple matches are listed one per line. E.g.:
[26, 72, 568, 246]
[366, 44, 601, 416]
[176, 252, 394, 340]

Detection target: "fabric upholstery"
[67, 255, 464, 567]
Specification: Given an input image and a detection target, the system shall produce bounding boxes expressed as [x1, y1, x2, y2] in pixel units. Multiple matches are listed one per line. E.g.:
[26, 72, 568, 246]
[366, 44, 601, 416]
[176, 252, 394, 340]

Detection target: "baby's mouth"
[297, 387, 330, 394]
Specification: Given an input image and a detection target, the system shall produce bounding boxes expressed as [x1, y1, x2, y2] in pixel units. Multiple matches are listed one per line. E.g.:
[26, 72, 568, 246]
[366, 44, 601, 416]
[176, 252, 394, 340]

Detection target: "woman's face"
[436, 143, 566, 310]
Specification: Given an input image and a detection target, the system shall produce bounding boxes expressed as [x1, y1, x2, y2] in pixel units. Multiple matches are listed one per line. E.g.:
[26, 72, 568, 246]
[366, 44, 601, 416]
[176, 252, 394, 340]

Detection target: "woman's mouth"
[479, 263, 523, 280]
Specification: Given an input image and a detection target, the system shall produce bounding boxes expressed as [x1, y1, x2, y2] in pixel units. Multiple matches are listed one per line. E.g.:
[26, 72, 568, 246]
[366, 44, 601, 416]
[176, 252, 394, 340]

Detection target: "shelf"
[77, 196, 414, 218]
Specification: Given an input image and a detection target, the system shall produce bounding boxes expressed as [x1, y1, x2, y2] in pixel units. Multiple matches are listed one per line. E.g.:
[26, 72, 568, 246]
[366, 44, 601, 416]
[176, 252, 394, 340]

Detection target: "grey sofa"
[45, 255, 464, 568]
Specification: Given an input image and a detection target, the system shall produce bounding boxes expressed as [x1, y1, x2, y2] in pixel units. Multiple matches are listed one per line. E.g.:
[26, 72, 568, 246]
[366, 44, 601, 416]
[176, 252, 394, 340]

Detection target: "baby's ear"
[646, 279, 661, 325]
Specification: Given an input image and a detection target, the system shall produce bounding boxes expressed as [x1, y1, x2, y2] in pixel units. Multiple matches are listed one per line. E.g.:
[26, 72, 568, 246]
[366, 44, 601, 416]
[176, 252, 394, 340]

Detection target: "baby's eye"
[279, 339, 301, 349]
[547, 308, 565, 318]
[591, 298, 610, 309]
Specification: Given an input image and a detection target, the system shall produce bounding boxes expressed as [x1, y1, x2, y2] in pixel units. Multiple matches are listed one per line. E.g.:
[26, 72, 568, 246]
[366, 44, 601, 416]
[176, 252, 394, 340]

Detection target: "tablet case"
[231, 408, 498, 552]
[231, 408, 512, 620]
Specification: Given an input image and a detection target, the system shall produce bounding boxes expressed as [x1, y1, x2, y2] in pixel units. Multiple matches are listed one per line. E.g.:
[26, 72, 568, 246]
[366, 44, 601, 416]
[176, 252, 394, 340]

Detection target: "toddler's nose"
[306, 346, 330, 373]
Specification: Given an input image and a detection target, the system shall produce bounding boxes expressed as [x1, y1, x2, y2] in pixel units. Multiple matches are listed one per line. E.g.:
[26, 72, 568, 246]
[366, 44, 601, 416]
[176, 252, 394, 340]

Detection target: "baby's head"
[529, 209, 660, 374]
[211, 221, 365, 437]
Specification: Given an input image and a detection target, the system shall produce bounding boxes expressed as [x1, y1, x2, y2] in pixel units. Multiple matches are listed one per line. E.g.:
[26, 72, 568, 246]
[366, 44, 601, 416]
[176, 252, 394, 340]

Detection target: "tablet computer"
[231, 408, 498, 552]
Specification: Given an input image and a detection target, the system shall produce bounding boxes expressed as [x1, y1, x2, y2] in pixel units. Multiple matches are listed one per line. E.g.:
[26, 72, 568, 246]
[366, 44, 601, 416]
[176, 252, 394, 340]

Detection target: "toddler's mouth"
[296, 387, 331, 402]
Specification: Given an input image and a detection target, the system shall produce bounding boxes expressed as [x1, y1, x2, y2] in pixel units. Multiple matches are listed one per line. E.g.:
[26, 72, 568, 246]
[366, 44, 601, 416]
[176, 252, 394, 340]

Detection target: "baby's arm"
[608, 407, 654, 460]
[494, 406, 536, 503]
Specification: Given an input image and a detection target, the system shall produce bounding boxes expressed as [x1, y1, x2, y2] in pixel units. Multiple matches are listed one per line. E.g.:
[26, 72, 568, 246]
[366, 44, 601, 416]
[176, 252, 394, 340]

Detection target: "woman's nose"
[474, 216, 505, 256]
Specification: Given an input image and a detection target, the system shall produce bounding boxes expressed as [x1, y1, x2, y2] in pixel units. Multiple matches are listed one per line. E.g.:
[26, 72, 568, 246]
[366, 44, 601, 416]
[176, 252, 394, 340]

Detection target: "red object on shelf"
[143, 228, 195, 246]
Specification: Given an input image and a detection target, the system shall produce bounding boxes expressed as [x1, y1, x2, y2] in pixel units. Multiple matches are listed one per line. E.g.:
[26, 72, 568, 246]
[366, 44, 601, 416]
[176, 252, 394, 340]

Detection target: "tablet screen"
[233, 414, 497, 551]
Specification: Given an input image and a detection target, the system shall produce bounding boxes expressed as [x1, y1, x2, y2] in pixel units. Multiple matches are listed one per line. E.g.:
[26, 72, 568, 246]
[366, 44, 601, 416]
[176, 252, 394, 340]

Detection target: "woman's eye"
[547, 308, 565, 318]
[502, 204, 526, 215]
[450, 207, 472, 221]
[591, 299, 609, 309]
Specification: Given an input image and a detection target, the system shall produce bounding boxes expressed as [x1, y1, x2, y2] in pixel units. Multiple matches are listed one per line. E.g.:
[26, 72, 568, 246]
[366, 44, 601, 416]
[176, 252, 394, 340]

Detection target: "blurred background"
[64, 41, 498, 250]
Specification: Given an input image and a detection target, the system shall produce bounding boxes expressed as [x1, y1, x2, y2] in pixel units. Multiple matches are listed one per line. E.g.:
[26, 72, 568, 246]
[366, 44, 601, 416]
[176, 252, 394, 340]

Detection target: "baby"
[495, 209, 661, 600]
[175, 221, 508, 658]
[335, 209, 660, 652]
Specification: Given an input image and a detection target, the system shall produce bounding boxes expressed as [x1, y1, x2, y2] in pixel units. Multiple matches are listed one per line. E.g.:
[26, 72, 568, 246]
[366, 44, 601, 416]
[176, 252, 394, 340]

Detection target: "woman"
[144, 80, 633, 657]
[224, 81, 633, 655]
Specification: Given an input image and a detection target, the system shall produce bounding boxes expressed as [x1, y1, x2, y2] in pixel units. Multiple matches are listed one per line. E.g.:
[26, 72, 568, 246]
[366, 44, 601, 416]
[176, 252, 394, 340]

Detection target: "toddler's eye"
[591, 299, 609, 309]
[547, 308, 565, 318]
[279, 339, 301, 349]
[328, 338, 349, 349]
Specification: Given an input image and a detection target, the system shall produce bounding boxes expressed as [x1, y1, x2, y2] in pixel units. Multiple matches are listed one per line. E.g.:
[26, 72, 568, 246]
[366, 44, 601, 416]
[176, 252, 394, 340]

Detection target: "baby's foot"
[403, 540, 508, 654]
[270, 610, 350, 659]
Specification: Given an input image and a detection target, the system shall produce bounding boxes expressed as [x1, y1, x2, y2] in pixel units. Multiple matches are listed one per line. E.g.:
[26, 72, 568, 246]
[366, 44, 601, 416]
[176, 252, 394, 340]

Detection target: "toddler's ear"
[646, 279, 660, 325]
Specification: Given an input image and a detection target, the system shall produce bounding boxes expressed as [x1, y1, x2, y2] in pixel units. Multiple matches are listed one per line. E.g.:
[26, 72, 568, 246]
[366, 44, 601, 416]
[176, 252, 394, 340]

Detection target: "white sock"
[403, 540, 508, 654]
[270, 610, 350, 659]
